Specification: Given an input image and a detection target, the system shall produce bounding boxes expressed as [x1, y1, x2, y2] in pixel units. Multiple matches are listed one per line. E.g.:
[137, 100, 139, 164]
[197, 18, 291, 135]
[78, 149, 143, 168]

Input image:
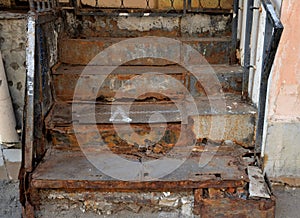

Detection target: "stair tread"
[53, 63, 243, 75]
[47, 94, 256, 126]
[63, 36, 231, 42]
[31, 142, 251, 189]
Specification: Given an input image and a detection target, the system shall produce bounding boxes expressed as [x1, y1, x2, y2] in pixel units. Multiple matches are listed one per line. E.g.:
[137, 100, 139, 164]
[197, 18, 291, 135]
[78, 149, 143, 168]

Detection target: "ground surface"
[0, 181, 298, 218]
[273, 185, 300, 218]
[0, 180, 21, 218]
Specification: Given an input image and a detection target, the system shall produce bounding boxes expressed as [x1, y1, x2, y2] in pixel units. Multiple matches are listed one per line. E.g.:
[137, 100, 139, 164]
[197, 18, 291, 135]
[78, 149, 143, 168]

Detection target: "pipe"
[0, 51, 19, 146]
[248, 0, 261, 99]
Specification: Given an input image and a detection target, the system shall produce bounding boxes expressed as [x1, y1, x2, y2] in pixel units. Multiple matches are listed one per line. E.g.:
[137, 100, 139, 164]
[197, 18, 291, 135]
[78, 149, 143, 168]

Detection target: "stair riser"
[34, 189, 275, 218]
[52, 69, 242, 101]
[47, 113, 255, 150]
[64, 12, 232, 38]
[59, 38, 231, 65]
[50, 123, 184, 152]
[194, 194, 275, 217]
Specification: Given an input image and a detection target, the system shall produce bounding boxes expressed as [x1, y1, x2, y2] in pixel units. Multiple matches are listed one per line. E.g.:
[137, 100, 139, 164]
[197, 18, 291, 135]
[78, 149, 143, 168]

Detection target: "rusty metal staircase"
[20, 0, 281, 217]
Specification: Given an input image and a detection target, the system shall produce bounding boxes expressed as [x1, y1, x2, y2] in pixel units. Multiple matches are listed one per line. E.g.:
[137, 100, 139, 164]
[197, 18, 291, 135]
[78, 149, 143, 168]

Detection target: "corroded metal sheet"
[52, 64, 243, 101]
[31, 146, 249, 189]
[194, 195, 275, 217]
[59, 37, 231, 65]
[45, 94, 256, 149]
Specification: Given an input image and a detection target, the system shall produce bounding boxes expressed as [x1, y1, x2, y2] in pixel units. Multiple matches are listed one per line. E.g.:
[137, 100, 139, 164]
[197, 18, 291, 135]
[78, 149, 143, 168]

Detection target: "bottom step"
[35, 189, 275, 218]
[29, 143, 275, 217]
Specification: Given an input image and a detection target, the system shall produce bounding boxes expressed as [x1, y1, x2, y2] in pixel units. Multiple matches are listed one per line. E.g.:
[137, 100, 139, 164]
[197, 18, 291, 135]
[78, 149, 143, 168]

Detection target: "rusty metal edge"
[31, 179, 246, 190]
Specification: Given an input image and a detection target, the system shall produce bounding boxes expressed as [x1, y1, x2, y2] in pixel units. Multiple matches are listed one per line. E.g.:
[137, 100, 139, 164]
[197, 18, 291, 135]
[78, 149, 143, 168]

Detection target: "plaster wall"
[264, 0, 300, 185]
[0, 12, 27, 129]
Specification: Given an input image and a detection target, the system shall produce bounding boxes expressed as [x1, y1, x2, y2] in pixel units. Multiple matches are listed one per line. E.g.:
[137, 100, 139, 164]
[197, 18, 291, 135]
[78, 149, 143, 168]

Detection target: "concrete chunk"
[248, 166, 270, 199]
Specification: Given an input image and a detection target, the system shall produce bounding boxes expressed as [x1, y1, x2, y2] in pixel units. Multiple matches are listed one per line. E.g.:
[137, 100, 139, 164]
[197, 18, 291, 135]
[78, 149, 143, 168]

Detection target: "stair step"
[31, 147, 275, 217]
[46, 94, 256, 149]
[63, 11, 232, 38]
[59, 37, 231, 65]
[52, 64, 242, 101]
[31, 144, 250, 189]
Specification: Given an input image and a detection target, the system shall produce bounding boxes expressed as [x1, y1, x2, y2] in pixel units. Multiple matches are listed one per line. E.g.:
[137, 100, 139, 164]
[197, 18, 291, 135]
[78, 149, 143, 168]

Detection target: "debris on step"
[248, 166, 271, 199]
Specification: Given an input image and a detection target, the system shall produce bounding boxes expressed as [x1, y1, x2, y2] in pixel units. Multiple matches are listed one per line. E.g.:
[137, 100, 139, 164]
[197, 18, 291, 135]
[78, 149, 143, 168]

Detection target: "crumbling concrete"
[0, 145, 21, 180]
[0, 180, 22, 218]
[264, 122, 300, 186]
[36, 190, 194, 217]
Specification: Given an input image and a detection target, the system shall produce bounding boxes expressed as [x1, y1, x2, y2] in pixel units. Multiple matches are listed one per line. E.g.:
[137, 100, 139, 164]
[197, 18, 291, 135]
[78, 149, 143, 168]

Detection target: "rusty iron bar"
[169, 0, 175, 9]
[47, 0, 51, 9]
[145, 0, 150, 9]
[29, 0, 35, 11]
[120, 0, 125, 8]
[230, 0, 239, 65]
[42, 0, 46, 11]
[37, 0, 41, 11]
[75, 0, 233, 16]
[28, 0, 59, 12]
[187, 0, 191, 11]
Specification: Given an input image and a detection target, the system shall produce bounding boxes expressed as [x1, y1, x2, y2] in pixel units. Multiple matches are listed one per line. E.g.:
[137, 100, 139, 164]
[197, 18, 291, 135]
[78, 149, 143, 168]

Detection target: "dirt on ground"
[0, 180, 21, 218]
[273, 185, 300, 218]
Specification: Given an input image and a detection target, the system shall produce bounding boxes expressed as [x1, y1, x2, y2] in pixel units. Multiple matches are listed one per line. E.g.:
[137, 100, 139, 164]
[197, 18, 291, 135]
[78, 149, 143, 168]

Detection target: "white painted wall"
[251, 6, 266, 106]
[270, 0, 282, 15]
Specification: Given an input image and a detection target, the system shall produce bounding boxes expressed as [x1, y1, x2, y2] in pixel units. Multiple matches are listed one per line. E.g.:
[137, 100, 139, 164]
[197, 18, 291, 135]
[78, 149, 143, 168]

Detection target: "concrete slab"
[0, 148, 8, 180]
[264, 122, 300, 186]
[273, 185, 300, 218]
[2, 149, 21, 180]
[2, 149, 21, 163]
[0, 180, 22, 218]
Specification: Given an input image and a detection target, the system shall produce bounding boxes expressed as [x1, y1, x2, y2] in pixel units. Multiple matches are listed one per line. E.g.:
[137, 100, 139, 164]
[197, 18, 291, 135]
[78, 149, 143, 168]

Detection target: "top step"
[63, 11, 232, 39]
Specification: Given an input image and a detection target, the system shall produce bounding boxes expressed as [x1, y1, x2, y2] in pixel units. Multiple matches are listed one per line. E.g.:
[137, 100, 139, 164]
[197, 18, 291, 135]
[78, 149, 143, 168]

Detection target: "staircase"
[26, 7, 275, 218]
